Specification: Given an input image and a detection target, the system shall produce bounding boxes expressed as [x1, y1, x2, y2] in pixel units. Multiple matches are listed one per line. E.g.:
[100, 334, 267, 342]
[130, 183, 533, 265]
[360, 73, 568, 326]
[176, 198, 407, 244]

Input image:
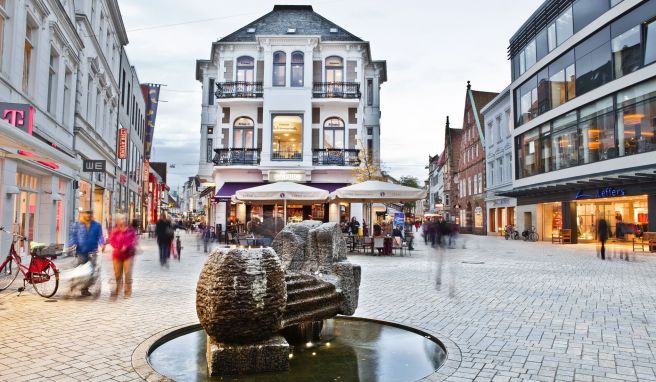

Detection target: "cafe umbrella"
[234, 182, 329, 225]
[329, 180, 427, 228]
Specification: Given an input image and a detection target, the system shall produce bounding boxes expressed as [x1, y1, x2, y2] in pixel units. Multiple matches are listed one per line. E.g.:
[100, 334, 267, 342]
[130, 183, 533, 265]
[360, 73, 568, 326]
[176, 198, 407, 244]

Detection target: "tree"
[352, 138, 384, 182]
[399, 176, 420, 213]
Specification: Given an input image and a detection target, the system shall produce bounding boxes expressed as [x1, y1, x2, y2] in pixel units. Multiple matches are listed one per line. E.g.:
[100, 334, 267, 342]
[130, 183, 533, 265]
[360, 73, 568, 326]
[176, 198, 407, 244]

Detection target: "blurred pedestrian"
[202, 225, 211, 253]
[597, 218, 608, 260]
[155, 212, 174, 268]
[108, 214, 137, 299]
[68, 209, 104, 297]
[422, 221, 429, 245]
[350, 217, 360, 236]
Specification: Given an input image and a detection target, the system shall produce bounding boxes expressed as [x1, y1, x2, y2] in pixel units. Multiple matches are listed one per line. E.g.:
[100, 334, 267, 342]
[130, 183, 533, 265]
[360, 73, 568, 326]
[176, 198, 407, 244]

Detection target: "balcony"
[213, 148, 261, 166]
[272, 150, 302, 161]
[215, 82, 263, 99]
[312, 82, 361, 99]
[312, 149, 360, 166]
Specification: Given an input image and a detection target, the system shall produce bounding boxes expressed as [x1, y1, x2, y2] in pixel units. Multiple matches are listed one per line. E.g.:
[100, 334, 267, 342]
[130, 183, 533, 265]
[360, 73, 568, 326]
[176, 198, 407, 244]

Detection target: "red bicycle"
[0, 226, 64, 298]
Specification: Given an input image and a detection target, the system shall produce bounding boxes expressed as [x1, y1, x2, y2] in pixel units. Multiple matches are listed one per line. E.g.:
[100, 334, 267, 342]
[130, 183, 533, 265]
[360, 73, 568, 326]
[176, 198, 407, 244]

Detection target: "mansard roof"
[219, 5, 363, 43]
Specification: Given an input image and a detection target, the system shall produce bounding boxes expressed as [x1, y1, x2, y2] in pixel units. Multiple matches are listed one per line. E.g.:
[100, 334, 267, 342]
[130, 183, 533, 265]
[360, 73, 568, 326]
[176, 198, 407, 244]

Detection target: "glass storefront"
[576, 195, 648, 241]
[79, 180, 92, 212]
[541, 202, 563, 239]
[13, 173, 40, 254]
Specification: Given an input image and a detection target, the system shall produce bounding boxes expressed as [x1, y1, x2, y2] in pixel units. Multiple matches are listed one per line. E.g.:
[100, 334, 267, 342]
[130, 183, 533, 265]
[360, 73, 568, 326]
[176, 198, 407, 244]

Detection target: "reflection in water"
[149, 318, 446, 382]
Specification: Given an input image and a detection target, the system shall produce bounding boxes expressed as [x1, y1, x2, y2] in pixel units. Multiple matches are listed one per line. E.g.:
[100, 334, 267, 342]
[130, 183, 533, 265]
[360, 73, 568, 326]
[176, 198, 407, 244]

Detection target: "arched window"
[323, 117, 345, 149]
[325, 56, 343, 83]
[233, 117, 254, 149]
[291, 51, 304, 87]
[236, 56, 254, 82]
[273, 51, 286, 86]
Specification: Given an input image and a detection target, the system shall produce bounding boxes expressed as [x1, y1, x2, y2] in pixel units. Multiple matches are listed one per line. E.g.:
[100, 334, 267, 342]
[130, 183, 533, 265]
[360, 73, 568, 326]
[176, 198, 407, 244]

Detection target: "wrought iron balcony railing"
[215, 82, 263, 98]
[312, 149, 361, 166]
[213, 148, 261, 166]
[272, 150, 302, 161]
[312, 82, 361, 99]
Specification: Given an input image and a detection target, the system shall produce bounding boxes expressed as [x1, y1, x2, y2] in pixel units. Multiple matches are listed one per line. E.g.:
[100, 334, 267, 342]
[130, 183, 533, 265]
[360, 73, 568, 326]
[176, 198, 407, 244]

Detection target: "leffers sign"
[575, 187, 626, 200]
[118, 128, 128, 159]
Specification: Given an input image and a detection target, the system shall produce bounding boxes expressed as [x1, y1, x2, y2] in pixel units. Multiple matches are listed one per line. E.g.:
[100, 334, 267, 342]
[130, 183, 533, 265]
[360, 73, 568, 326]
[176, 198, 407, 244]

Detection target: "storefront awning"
[0, 120, 80, 170]
[214, 182, 264, 200]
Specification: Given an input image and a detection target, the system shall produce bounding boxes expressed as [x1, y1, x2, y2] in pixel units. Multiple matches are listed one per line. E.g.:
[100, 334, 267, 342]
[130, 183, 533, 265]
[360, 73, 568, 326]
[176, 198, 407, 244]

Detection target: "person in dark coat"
[155, 213, 174, 268]
[350, 217, 360, 235]
[597, 218, 609, 260]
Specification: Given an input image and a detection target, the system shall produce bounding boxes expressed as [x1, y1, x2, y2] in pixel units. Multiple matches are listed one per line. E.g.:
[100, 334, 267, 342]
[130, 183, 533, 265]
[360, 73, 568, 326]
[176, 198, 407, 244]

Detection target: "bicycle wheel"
[530, 232, 539, 242]
[511, 231, 520, 240]
[0, 257, 19, 291]
[31, 260, 59, 298]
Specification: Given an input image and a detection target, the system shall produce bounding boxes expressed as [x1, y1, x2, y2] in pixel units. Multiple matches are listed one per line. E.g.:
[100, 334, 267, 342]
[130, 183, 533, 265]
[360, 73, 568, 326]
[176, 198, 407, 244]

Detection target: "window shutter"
[257, 107, 263, 124]
[348, 129, 357, 149]
[256, 60, 264, 82]
[348, 108, 357, 124]
[346, 60, 356, 82]
[221, 107, 230, 123]
[257, 128, 263, 149]
[313, 61, 322, 83]
[312, 108, 320, 124]
[224, 60, 233, 81]
[221, 128, 229, 148]
[312, 129, 319, 149]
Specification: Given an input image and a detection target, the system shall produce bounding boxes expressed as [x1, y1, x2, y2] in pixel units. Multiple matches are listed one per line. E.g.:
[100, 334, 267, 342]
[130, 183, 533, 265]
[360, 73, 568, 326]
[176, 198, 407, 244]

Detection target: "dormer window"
[247, 28, 256, 33]
[330, 28, 338, 33]
[287, 28, 296, 34]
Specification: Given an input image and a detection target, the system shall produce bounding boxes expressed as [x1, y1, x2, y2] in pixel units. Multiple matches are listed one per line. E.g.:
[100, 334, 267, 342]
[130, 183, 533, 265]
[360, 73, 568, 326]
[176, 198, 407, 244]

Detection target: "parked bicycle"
[0, 226, 71, 298]
[504, 225, 519, 240]
[522, 226, 539, 242]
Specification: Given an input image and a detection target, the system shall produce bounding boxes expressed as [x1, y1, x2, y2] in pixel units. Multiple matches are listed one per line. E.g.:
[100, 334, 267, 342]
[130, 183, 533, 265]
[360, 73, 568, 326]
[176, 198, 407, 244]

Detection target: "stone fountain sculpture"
[196, 221, 361, 376]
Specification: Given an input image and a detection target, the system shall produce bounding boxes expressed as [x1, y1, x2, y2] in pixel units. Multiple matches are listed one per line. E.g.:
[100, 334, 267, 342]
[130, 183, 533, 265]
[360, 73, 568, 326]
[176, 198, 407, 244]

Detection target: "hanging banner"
[394, 212, 405, 231]
[141, 84, 161, 160]
[118, 128, 128, 159]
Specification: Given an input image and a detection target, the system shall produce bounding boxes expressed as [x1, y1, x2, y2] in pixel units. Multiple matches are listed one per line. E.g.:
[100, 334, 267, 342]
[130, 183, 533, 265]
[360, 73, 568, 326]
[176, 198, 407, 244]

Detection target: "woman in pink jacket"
[108, 214, 137, 299]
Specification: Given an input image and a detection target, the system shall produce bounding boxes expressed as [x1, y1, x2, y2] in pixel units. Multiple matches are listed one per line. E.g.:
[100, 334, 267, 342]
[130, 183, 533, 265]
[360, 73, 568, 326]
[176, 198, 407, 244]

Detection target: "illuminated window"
[272, 115, 302, 160]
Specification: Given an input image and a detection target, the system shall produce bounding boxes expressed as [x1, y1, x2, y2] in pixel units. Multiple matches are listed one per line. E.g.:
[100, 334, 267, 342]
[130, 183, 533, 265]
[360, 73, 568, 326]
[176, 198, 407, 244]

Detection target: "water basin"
[148, 317, 447, 382]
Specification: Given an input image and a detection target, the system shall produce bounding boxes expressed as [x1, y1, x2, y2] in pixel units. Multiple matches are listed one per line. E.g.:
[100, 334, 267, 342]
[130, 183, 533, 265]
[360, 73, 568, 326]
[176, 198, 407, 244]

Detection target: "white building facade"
[481, 87, 516, 235]
[0, 0, 145, 258]
[195, 5, 387, 232]
[508, 0, 656, 242]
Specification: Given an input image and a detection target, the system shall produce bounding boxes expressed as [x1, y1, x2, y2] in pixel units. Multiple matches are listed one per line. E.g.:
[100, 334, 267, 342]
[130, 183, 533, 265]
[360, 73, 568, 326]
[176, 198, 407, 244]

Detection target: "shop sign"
[143, 160, 150, 180]
[119, 174, 127, 185]
[393, 212, 405, 230]
[1, 102, 34, 134]
[118, 128, 128, 159]
[269, 170, 305, 182]
[82, 160, 106, 173]
[575, 187, 626, 200]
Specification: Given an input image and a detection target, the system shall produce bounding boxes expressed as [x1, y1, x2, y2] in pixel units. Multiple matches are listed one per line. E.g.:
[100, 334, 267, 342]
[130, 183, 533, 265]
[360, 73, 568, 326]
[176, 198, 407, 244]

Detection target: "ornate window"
[273, 51, 286, 86]
[291, 51, 304, 87]
[323, 117, 345, 149]
[233, 117, 254, 149]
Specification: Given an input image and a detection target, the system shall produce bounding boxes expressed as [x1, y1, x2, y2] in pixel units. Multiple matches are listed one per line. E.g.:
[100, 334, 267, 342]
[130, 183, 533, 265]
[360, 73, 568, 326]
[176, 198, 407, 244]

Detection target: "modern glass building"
[505, 0, 656, 243]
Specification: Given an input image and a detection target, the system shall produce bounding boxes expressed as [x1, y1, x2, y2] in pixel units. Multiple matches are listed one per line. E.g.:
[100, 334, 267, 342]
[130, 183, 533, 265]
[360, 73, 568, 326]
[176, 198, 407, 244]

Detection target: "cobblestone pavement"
[1, 230, 656, 381]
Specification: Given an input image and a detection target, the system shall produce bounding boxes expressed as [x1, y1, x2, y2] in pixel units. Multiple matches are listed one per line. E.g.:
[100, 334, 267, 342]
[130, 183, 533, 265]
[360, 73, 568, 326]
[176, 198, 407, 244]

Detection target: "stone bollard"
[196, 248, 289, 375]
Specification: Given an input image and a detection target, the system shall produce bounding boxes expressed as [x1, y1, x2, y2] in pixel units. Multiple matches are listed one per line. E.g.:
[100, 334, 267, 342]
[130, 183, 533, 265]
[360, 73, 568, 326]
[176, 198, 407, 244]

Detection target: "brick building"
[455, 82, 497, 235]
[443, 116, 463, 223]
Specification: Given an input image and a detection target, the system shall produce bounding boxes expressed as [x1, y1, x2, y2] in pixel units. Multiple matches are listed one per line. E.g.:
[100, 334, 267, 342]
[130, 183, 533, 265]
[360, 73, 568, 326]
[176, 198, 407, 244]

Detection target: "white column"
[329, 202, 340, 223]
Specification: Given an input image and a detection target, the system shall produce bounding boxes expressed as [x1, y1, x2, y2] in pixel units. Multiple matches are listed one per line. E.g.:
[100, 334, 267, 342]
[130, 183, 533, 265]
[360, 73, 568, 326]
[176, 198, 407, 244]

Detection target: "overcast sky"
[119, 0, 543, 189]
